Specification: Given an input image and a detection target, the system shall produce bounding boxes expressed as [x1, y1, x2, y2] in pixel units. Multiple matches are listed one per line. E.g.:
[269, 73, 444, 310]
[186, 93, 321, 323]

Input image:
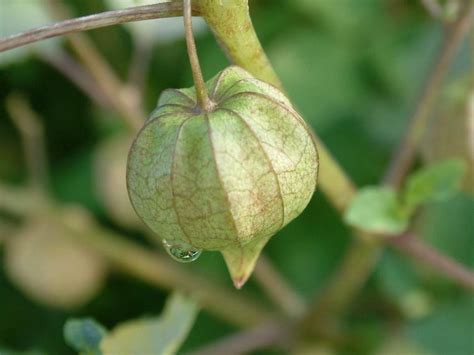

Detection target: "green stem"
[198, 0, 283, 89]
[183, 0, 213, 111]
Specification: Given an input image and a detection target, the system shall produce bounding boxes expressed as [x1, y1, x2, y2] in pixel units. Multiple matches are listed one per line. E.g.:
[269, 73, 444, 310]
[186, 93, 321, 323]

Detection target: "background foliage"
[0, 0, 472, 354]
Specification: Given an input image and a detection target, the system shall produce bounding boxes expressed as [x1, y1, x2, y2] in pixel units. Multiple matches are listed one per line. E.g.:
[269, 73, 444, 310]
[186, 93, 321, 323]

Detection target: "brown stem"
[390, 233, 474, 291]
[0, 2, 200, 53]
[183, 0, 213, 111]
[5, 94, 49, 194]
[38, 51, 110, 108]
[254, 257, 306, 317]
[384, 1, 474, 187]
[190, 321, 291, 355]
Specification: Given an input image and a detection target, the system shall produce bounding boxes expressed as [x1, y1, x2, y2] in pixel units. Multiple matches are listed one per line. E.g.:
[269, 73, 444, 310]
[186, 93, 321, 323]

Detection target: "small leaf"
[100, 293, 198, 355]
[403, 159, 466, 212]
[64, 318, 107, 355]
[344, 186, 408, 234]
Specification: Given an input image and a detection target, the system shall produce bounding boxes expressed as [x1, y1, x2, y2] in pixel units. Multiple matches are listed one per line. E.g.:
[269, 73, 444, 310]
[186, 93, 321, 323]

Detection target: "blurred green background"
[0, 0, 473, 354]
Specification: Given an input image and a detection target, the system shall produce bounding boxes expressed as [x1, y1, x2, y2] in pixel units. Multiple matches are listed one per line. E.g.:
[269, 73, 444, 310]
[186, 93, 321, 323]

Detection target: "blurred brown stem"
[191, 321, 291, 355]
[390, 233, 474, 291]
[38, 51, 110, 108]
[254, 257, 306, 317]
[5, 94, 49, 194]
[384, 1, 474, 187]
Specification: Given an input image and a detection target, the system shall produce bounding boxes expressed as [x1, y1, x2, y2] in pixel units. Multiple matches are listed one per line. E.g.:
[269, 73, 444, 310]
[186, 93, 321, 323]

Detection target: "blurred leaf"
[403, 159, 466, 212]
[100, 293, 198, 355]
[64, 318, 107, 355]
[344, 186, 408, 234]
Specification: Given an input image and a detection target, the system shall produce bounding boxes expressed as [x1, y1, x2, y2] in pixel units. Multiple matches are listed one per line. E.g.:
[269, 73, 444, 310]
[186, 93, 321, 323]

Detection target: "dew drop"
[162, 239, 202, 263]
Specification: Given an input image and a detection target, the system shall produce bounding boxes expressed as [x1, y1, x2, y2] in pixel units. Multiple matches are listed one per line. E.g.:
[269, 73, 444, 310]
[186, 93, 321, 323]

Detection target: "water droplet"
[162, 239, 202, 263]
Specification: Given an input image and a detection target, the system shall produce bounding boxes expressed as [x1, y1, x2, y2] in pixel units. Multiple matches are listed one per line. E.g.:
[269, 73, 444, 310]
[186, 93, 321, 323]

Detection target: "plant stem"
[390, 233, 474, 291]
[191, 320, 291, 355]
[38, 51, 110, 108]
[183, 0, 213, 111]
[5, 94, 49, 194]
[0, 182, 274, 327]
[198, 0, 283, 89]
[384, 1, 474, 187]
[0, 2, 198, 53]
[254, 257, 306, 317]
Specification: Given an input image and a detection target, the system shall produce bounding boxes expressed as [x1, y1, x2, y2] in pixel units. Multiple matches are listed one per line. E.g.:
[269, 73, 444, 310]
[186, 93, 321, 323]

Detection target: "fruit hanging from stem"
[126, 0, 318, 288]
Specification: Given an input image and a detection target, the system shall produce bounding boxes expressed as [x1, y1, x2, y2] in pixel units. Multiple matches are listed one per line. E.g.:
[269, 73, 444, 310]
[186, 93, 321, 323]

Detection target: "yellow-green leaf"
[100, 293, 198, 355]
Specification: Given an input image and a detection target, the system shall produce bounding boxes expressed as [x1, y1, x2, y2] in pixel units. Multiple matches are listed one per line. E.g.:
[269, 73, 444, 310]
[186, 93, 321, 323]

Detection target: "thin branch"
[254, 256, 306, 317]
[38, 51, 110, 108]
[390, 233, 474, 291]
[5, 93, 49, 193]
[0, 2, 200, 53]
[127, 40, 152, 100]
[384, 1, 474, 187]
[190, 321, 291, 355]
[183, 0, 213, 111]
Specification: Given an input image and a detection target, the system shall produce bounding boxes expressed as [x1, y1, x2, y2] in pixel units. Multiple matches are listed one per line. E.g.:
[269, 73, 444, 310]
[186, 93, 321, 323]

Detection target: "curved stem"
[183, 0, 213, 111]
[0, 2, 199, 53]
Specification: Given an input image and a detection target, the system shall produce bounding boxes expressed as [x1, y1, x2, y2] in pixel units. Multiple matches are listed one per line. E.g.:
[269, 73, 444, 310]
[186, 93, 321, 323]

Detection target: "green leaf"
[100, 293, 198, 355]
[64, 318, 107, 355]
[403, 159, 466, 212]
[344, 186, 408, 234]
